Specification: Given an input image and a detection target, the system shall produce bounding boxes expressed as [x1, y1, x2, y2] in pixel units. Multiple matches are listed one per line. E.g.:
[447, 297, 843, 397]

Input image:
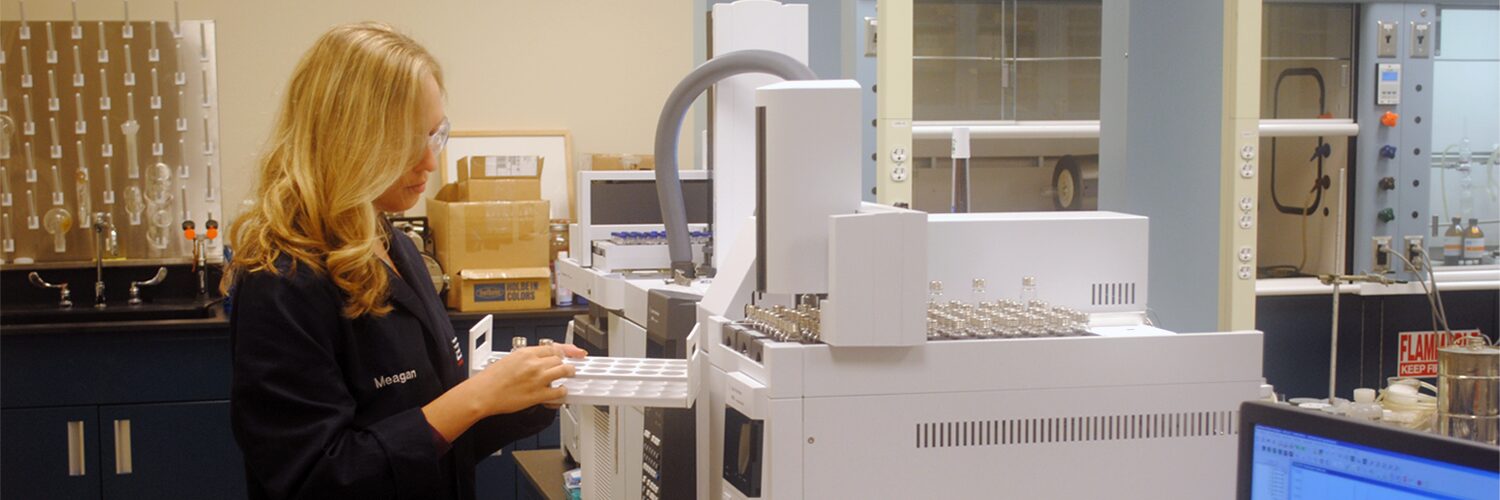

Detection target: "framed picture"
[427, 130, 573, 220]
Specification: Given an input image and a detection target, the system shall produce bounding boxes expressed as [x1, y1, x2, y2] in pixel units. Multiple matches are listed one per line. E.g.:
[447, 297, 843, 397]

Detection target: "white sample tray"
[467, 315, 698, 408]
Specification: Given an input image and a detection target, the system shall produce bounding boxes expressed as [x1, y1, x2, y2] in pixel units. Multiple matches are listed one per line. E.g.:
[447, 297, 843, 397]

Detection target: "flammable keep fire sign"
[1397, 329, 1485, 378]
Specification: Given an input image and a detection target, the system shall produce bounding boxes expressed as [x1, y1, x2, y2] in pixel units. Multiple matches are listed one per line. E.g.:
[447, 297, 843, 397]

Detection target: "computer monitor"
[1238, 401, 1499, 500]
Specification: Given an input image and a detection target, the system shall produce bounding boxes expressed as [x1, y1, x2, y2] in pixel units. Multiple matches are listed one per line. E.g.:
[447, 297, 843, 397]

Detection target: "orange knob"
[183, 228, 196, 241]
[206, 228, 219, 240]
[1381, 111, 1399, 128]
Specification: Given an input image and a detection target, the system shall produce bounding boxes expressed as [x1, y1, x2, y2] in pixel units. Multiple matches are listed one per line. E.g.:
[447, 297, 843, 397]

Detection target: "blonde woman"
[224, 23, 583, 500]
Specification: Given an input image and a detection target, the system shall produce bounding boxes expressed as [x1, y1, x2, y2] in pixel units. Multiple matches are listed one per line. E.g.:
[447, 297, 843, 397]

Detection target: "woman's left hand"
[540, 344, 585, 409]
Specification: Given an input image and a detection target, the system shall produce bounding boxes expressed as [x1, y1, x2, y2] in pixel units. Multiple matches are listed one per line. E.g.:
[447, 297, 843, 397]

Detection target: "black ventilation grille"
[1091, 282, 1138, 306]
[914, 411, 1236, 449]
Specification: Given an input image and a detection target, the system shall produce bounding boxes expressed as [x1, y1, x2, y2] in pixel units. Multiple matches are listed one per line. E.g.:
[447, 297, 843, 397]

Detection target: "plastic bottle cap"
[1354, 388, 1376, 403]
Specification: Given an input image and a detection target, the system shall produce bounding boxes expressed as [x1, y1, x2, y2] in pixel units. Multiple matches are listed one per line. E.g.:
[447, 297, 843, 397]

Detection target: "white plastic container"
[1348, 388, 1383, 420]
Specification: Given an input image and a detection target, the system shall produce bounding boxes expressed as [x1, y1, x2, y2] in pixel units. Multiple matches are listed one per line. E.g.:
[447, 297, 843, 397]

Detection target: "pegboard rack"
[1, 13, 223, 268]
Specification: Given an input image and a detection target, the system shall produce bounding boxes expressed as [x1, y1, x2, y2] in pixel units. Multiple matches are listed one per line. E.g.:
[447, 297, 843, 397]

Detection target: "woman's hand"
[424, 343, 585, 442]
[470, 344, 586, 415]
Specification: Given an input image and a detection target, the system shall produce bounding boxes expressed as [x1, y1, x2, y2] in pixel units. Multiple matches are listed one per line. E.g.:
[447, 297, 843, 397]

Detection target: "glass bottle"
[1463, 218, 1486, 264]
[1444, 218, 1465, 266]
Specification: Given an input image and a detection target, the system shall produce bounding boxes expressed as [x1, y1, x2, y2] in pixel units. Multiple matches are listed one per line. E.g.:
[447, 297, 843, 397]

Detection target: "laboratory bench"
[513, 449, 571, 500]
[1255, 280, 1500, 400]
[0, 285, 584, 500]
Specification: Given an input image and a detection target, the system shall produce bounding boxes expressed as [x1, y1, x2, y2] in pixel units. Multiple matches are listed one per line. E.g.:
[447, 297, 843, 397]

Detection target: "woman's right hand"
[468, 345, 583, 416]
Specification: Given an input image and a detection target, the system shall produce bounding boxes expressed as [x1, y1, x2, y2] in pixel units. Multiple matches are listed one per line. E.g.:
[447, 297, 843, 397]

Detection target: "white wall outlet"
[890, 147, 908, 163]
[1238, 246, 1254, 263]
[890, 166, 908, 182]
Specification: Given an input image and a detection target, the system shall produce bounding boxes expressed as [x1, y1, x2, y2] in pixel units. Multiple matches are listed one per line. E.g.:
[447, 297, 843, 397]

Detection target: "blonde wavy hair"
[223, 22, 443, 318]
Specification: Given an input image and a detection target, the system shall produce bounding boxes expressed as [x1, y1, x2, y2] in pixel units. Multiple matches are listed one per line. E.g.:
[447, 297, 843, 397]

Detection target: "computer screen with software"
[1250, 424, 1497, 499]
[1240, 401, 1500, 500]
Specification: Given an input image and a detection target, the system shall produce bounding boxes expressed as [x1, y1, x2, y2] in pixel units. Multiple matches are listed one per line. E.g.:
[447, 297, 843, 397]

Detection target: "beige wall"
[8, 0, 694, 222]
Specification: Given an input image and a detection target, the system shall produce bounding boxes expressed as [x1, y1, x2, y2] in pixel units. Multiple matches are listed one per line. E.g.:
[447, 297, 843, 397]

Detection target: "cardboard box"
[458, 155, 544, 181]
[589, 154, 654, 171]
[454, 178, 541, 201]
[446, 267, 552, 312]
[428, 185, 550, 272]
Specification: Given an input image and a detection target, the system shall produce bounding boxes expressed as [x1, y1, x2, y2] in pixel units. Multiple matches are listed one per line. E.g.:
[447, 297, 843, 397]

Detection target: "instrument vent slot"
[593, 406, 614, 473]
[914, 410, 1237, 449]
[1091, 282, 1138, 306]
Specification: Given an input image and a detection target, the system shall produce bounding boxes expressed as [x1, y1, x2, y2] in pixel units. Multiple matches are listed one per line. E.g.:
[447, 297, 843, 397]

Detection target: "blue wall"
[1101, 0, 1229, 332]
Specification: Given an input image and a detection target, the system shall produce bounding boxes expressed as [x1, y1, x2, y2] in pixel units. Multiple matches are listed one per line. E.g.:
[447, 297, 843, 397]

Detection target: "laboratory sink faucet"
[182, 214, 219, 297]
[28, 272, 73, 308]
[92, 212, 119, 308]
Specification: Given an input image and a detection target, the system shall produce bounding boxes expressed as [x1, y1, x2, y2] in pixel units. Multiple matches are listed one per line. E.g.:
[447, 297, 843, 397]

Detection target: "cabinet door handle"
[66, 420, 86, 477]
[113, 419, 133, 475]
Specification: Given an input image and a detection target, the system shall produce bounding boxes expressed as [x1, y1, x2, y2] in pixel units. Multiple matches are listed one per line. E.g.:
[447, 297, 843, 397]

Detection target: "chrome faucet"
[92, 212, 119, 308]
[183, 214, 219, 298]
[28, 272, 73, 308]
[192, 236, 208, 296]
[128, 267, 169, 305]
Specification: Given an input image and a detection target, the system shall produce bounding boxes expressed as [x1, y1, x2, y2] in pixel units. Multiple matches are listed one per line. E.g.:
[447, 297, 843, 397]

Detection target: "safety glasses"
[428, 117, 451, 154]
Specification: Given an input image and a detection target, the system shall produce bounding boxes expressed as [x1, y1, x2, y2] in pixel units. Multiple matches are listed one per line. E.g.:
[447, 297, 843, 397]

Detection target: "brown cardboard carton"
[458, 155, 544, 181]
[428, 183, 550, 271]
[589, 154, 654, 171]
[446, 267, 552, 311]
[455, 178, 541, 201]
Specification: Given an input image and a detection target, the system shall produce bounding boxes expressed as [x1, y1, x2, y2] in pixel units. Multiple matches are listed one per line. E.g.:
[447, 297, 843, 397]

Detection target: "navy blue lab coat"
[230, 226, 554, 500]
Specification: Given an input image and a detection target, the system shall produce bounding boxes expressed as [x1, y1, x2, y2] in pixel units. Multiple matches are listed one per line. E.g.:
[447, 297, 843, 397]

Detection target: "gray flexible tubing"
[653, 50, 817, 282]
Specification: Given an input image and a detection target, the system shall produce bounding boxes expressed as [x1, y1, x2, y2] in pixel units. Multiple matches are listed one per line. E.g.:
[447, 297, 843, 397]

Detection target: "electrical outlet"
[1373, 236, 1393, 273]
[890, 147, 908, 163]
[890, 166, 908, 182]
[1405, 236, 1424, 272]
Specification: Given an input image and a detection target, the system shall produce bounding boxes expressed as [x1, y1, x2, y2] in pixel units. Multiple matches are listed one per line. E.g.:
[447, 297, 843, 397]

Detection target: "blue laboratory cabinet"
[1, 306, 577, 500]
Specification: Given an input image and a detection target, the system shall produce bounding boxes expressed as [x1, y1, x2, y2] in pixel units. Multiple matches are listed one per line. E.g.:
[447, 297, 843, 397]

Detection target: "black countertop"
[0, 303, 588, 335]
[446, 304, 588, 323]
[3, 262, 586, 335]
[0, 301, 230, 335]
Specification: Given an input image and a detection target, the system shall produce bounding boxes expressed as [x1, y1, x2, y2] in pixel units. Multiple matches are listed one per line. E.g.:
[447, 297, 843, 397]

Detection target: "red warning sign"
[1397, 330, 1485, 378]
